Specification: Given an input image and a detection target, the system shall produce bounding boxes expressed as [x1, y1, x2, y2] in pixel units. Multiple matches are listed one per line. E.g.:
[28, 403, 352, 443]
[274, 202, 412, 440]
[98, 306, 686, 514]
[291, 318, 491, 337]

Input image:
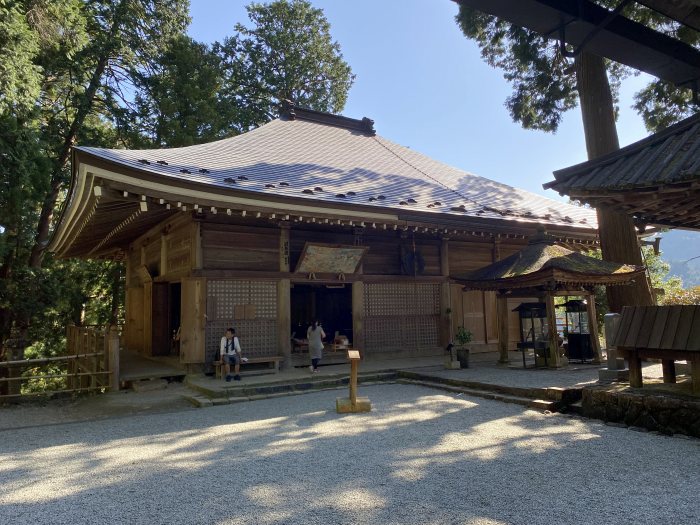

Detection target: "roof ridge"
[281, 102, 376, 136]
[371, 136, 488, 212]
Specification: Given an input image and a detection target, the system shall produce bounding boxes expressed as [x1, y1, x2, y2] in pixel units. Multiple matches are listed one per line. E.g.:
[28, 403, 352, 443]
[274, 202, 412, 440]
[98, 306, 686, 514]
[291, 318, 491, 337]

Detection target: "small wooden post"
[586, 292, 602, 364]
[628, 350, 643, 388]
[107, 325, 120, 391]
[661, 360, 676, 383]
[336, 350, 371, 413]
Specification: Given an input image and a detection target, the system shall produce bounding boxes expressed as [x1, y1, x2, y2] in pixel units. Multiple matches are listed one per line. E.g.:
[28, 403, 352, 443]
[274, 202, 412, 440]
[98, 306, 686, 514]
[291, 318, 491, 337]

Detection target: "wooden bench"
[214, 356, 284, 379]
[612, 305, 700, 394]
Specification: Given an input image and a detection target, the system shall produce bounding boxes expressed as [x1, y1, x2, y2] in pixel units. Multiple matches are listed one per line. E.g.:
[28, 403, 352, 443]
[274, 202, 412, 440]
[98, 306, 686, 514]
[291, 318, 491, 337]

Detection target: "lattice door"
[205, 280, 277, 363]
[364, 282, 440, 354]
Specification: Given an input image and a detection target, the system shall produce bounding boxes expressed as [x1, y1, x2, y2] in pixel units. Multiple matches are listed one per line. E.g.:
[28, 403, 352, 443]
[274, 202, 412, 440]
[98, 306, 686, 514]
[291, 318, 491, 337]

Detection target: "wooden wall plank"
[623, 307, 645, 349]
[484, 291, 498, 343]
[672, 305, 697, 350]
[202, 224, 279, 271]
[659, 306, 682, 349]
[647, 306, 670, 348]
[448, 242, 493, 274]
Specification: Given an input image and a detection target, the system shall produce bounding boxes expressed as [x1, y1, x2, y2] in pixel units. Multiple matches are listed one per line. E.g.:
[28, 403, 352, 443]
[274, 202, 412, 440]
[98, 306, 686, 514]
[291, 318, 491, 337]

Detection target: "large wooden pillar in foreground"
[180, 277, 206, 370]
[575, 51, 653, 312]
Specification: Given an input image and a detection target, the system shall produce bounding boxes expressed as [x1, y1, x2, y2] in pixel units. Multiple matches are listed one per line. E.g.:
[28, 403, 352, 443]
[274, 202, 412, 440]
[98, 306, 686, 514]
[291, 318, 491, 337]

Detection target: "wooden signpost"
[336, 349, 371, 413]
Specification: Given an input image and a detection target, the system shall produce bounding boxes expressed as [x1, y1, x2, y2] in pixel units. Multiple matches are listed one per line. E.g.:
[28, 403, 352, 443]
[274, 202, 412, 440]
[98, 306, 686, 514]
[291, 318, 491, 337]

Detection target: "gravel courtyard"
[1, 384, 698, 525]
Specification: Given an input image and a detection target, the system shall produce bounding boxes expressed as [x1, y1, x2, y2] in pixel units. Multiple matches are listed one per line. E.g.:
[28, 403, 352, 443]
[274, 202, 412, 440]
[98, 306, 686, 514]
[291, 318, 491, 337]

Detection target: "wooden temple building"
[48, 105, 600, 372]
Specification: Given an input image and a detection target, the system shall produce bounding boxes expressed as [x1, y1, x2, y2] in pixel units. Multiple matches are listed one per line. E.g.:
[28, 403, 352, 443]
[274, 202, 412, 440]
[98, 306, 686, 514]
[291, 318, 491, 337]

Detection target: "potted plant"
[454, 326, 472, 368]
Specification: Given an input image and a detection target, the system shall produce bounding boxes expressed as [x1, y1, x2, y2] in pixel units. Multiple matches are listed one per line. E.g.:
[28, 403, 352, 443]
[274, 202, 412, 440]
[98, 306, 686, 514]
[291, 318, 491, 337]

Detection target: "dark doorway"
[151, 282, 170, 356]
[290, 284, 352, 344]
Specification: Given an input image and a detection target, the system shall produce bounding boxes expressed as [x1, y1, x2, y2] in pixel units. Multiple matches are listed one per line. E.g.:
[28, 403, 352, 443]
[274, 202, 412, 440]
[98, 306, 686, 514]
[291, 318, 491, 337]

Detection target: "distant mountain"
[654, 230, 700, 288]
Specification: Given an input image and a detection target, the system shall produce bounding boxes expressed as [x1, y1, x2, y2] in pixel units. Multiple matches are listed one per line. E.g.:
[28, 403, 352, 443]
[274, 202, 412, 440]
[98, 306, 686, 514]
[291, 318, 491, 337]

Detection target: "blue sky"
[188, 0, 653, 202]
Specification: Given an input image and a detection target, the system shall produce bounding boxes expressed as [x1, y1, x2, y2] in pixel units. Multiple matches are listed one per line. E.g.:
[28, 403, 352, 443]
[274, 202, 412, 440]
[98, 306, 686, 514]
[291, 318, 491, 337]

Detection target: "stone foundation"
[581, 384, 700, 438]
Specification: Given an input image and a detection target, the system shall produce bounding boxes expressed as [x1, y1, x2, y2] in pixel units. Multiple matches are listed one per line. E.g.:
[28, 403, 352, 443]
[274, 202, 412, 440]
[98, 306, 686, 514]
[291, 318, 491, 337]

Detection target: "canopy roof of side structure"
[48, 105, 598, 259]
[455, 0, 700, 90]
[453, 231, 645, 291]
[545, 112, 700, 230]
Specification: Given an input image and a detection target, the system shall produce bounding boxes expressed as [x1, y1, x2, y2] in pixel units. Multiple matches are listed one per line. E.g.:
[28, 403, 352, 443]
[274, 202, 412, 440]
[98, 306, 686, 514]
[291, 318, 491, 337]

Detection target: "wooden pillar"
[440, 237, 451, 347]
[160, 233, 168, 277]
[497, 293, 510, 364]
[278, 224, 291, 368]
[143, 281, 153, 356]
[662, 360, 677, 384]
[352, 281, 365, 354]
[192, 222, 202, 270]
[628, 350, 643, 388]
[545, 293, 562, 368]
[106, 324, 120, 391]
[180, 277, 206, 368]
[278, 280, 291, 368]
[691, 355, 700, 395]
[279, 223, 290, 273]
[586, 292, 602, 363]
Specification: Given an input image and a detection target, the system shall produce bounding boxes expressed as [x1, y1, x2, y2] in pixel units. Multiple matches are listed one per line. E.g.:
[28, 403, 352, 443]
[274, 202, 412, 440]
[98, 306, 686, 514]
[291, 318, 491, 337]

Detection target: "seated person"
[220, 327, 242, 382]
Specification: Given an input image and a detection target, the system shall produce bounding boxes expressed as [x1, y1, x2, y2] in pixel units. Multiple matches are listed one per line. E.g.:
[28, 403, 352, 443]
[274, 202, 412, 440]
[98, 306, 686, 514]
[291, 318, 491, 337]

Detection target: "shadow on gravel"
[0, 383, 698, 525]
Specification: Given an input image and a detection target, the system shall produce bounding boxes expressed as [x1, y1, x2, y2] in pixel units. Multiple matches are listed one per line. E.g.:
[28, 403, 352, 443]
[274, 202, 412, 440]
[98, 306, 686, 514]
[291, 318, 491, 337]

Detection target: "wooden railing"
[0, 325, 120, 400]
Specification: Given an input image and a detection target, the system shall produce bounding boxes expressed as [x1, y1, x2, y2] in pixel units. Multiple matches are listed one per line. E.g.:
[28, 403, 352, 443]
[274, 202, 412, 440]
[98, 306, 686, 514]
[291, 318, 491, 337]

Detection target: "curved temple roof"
[454, 231, 645, 290]
[546, 112, 700, 229]
[50, 107, 598, 258]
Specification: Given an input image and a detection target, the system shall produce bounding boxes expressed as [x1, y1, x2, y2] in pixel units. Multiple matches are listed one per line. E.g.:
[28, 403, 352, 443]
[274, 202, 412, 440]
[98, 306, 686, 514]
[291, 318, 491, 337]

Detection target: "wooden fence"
[0, 325, 120, 400]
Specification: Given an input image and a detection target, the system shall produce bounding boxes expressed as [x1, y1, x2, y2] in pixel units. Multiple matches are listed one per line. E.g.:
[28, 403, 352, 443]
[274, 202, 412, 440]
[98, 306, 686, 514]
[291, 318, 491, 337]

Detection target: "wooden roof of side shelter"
[453, 231, 646, 291]
[48, 105, 599, 259]
[545, 112, 700, 230]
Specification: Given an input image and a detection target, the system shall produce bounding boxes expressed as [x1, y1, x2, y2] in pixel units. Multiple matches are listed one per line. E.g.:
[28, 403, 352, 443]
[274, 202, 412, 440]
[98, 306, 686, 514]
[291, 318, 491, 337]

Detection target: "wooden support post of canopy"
[545, 293, 563, 368]
[586, 292, 602, 364]
[497, 293, 510, 364]
[336, 350, 371, 413]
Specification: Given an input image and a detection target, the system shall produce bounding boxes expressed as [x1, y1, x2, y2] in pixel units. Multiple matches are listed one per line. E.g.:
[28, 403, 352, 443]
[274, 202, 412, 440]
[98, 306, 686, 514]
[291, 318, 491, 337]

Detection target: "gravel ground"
[1, 384, 698, 525]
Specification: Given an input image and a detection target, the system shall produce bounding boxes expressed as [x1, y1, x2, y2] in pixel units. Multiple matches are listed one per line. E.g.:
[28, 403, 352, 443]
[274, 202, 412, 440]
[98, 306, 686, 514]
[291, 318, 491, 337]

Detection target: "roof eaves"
[546, 111, 700, 189]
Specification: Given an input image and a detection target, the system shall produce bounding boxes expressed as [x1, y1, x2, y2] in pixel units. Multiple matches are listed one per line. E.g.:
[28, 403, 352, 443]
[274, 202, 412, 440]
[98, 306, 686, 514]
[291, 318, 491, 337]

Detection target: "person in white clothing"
[307, 320, 325, 373]
[221, 327, 242, 382]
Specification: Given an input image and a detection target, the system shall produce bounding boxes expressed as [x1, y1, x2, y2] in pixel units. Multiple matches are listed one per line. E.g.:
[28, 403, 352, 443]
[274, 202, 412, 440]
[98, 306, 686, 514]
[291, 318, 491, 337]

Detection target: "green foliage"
[1, 0, 354, 372]
[216, 0, 355, 130]
[455, 2, 699, 133]
[455, 326, 473, 345]
[127, 35, 230, 147]
[661, 286, 700, 305]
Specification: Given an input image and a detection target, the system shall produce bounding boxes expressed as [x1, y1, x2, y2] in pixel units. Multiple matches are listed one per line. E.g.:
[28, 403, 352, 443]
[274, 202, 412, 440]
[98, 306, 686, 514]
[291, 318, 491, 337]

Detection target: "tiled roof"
[547, 112, 700, 193]
[76, 109, 597, 230]
[545, 112, 700, 229]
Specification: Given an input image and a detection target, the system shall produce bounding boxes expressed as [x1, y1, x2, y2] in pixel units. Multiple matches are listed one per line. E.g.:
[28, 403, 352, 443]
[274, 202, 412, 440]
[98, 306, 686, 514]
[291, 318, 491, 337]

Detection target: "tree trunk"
[575, 51, 654, 312]
[28, 54, 111, 269]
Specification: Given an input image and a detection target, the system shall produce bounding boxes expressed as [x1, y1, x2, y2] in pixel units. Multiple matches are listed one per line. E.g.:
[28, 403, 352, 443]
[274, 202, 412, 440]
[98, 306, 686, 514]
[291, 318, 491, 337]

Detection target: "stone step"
[397, 378, 535, 408]
[182, 394, 213, 408]
[128, 378, 169, 392]
[398, 370, 546, 400]
[185, 372, 397, 403]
